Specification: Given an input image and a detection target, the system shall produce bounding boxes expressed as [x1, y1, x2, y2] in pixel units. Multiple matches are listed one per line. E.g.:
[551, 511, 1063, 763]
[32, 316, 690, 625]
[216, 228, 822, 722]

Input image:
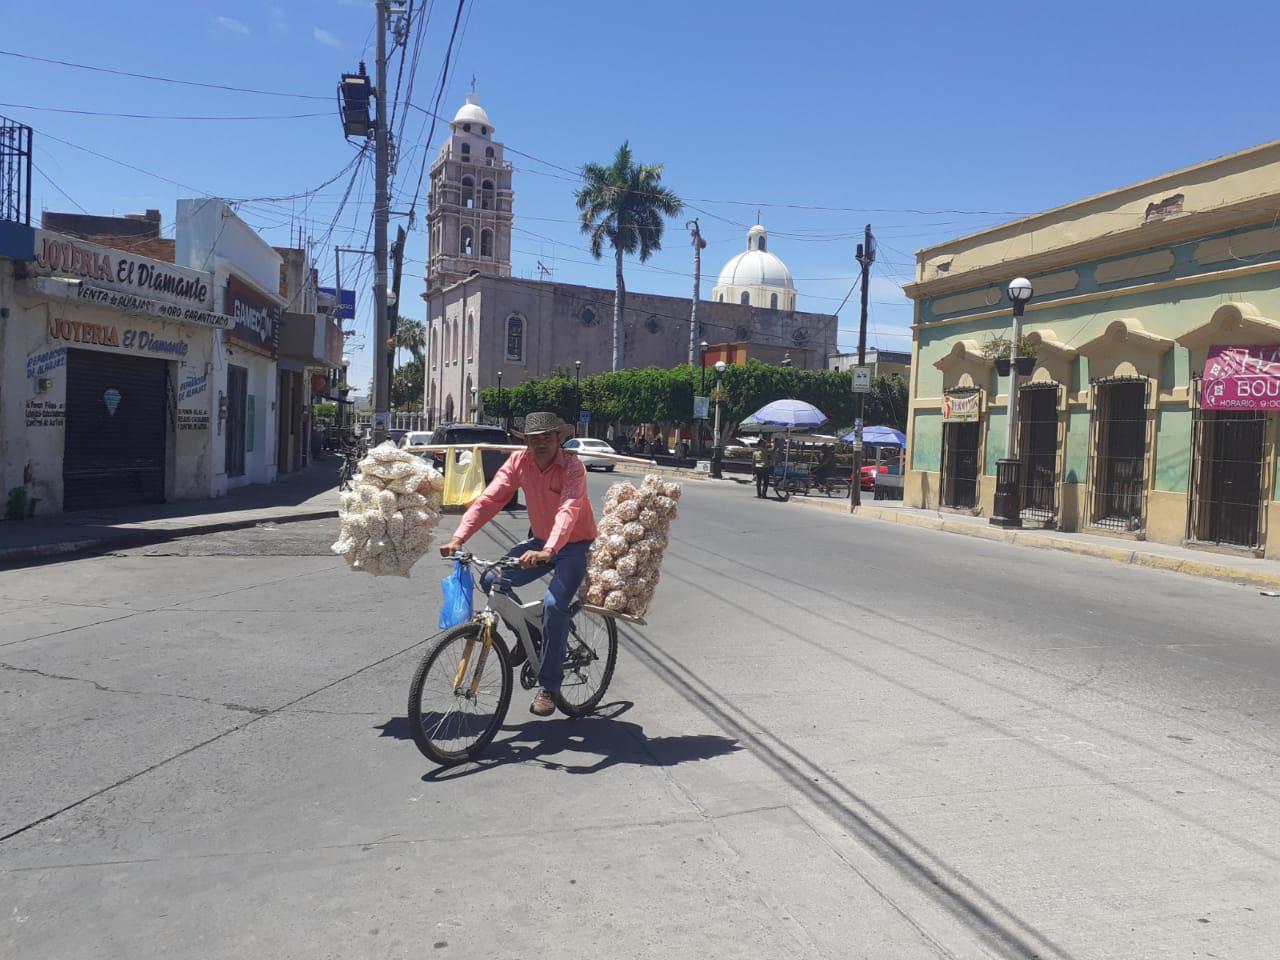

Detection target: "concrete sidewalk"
[788, 493, 1280, 591]
[0, 459, 340, 568]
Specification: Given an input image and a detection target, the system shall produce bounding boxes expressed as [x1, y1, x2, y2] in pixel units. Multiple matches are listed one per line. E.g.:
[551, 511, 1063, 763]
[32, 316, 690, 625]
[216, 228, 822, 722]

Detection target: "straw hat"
[513, 411, 574, 441]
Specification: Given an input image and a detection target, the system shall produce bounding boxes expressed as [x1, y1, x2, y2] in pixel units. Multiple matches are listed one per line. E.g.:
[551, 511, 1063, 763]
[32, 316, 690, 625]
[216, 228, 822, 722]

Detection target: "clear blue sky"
[4, 0, 1276, 393]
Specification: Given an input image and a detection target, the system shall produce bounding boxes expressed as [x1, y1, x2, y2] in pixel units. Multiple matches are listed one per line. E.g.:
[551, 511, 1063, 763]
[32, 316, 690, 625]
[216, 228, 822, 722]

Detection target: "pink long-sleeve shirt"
[453, 449, 597, 554]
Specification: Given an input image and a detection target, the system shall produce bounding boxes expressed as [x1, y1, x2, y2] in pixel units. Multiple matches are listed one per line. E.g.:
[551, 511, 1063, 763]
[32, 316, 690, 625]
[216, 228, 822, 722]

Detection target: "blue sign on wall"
[580, 410, 591, 424]
[319, 286, 356, 320]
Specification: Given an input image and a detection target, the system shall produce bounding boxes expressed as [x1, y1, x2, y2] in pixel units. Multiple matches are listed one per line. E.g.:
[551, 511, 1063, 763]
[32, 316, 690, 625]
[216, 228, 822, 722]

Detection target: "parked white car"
[400, 431, 434, 457]
[563, 437, 616, 471]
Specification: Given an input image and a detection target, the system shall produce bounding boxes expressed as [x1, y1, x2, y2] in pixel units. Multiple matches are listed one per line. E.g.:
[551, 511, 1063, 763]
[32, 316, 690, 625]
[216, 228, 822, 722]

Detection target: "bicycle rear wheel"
[408, 622, 512, 766]
[554, 605, 618, 718]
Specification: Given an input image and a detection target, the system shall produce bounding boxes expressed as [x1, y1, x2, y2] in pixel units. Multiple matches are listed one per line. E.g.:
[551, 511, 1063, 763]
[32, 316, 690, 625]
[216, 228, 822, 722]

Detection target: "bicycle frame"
[445, 560, 547, 696]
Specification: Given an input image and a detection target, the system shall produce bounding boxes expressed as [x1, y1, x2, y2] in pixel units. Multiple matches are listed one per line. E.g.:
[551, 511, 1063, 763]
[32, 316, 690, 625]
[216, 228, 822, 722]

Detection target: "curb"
[0, 508, 337, 570]
[787, 496, 1280, 591]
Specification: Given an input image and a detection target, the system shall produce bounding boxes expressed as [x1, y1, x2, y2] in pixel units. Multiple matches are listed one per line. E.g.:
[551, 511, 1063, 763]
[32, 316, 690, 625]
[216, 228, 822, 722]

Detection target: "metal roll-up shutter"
[63, 348, 168, 511]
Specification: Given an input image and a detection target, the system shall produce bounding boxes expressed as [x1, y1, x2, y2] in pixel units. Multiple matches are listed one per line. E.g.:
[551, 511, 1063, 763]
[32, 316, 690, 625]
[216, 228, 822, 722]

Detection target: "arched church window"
[717, 294, 724, 302]
[770, 293, 778, 310]
[506, 315, 525, 361]
[460, 143, 471, 161]
[462, 176, 474, 209]
[460, 227, 473, 257]
[485, 146, 495, 159]
[740, 292, 750, 306]
[463, 123, 471, 133]
[480, 229, 493, 258]
[481, 126, 488, 136]
[481, 180, 494, 210]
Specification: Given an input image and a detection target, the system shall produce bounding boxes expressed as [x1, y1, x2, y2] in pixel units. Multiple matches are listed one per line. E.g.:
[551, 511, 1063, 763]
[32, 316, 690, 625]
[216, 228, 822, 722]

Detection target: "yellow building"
[904, 141, 1280, 558]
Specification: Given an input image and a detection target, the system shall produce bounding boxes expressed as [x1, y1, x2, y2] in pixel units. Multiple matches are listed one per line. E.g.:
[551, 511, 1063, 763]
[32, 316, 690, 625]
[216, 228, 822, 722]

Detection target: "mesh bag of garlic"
[331, 441, 446, 577]
[580, 473, 681, 618]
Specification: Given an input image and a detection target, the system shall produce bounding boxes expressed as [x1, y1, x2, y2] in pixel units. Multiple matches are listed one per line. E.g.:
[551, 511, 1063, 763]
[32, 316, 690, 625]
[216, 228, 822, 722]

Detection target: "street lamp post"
[990, 276, 1034, 528]
[699, 340, 709, 454]
[575, 360, 583, 437]
[496, 371, 504, 430]
[469, 387, 477, 423]
[711, 360, 727, 479]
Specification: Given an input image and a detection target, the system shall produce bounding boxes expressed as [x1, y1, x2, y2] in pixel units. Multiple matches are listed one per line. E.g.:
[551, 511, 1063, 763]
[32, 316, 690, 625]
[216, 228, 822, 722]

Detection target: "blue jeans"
[479, 538, 589, 691]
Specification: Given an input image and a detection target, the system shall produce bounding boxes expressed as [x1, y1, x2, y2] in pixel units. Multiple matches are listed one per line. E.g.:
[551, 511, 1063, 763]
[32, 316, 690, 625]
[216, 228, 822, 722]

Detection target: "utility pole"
[687, 218, 705, 365]
[370, 0, 391, 445]
[850, 223, 875, 510]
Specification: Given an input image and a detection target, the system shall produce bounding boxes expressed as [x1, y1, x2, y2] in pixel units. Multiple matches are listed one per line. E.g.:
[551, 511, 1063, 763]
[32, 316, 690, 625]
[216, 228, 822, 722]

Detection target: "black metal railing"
[0, 116, 33, 225]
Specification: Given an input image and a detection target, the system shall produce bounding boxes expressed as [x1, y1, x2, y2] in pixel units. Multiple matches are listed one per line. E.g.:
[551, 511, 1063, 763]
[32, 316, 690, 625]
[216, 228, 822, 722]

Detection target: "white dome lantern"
[451, 93, 493, 135]
[712, 224, 797, 312]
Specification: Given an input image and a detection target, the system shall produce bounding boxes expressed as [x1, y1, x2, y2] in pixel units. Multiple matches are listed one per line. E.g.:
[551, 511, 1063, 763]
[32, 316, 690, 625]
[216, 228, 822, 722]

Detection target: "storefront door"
[1090, 380, 1147, 531]
[1193, 411, 1267, 547]
[225, 364, 248, 478]
[942, 421, 980, 509]
[1019, 387, 1059, 522]
[63, 348, 167, 511]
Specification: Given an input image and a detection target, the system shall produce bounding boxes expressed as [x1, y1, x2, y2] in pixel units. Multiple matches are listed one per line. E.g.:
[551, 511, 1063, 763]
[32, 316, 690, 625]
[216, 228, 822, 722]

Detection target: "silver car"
[563, 437, 616, 471]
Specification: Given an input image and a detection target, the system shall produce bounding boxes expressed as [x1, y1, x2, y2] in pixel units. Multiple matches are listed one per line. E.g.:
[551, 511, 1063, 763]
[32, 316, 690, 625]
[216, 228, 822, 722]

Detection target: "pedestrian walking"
[753, 438, 774, 499]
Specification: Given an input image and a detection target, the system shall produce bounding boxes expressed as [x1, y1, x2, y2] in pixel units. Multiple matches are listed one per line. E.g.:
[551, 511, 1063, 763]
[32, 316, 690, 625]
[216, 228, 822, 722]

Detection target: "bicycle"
[337, 434, 367, 490]
[407, 551, 626, 766]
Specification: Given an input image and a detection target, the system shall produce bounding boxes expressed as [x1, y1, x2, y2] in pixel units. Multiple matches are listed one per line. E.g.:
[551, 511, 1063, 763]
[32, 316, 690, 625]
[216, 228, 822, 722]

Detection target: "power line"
[31, 159, 88, 214]
[0, 101, 329, 122]
[407, 0, 467, 226]
[0, 49, 329, 100]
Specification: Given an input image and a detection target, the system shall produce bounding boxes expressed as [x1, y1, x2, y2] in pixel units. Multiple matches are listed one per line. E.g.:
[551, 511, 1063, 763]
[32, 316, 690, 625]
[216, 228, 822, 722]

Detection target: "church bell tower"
[424, 91, 514, 293]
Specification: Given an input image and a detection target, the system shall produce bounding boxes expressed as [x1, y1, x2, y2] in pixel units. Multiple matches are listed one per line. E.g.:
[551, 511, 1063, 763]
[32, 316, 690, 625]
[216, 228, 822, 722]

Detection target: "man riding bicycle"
[439, 412, 597, 717]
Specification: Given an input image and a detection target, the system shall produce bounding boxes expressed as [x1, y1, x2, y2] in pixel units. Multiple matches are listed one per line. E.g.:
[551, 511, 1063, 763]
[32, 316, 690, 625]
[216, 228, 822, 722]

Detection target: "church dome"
[451, 94, 492, 133]
[715, 225, 794, 290]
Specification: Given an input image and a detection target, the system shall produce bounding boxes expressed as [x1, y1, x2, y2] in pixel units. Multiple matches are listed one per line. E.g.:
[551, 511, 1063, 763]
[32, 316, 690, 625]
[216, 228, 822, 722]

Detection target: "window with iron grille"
[1087, 378, 1149, 531]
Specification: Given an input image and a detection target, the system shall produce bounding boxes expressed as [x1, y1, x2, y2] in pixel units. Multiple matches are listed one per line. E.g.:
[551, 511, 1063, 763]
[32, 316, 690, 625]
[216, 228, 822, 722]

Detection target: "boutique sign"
[225, 274, 280, 358]
[32, 229, 212, 309]
[1203, 344, 1280, 410]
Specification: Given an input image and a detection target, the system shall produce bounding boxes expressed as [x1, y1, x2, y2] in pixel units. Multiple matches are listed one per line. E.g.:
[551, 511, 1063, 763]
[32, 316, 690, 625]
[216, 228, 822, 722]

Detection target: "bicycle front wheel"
[555, 606, 618, 718]
[408, 622, 512, 766]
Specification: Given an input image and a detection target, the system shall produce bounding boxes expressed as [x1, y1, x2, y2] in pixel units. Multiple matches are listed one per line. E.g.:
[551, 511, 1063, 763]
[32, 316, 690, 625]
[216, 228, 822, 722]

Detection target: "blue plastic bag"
[438, 560, 475, 630]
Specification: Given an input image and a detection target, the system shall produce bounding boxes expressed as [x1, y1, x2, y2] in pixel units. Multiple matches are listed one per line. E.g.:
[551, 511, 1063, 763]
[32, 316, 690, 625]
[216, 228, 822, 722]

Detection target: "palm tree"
[575, 142, 683, 371]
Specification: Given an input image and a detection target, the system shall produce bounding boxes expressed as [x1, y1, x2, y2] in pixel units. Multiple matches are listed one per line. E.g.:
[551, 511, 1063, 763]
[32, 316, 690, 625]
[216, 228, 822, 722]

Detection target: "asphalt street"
[3, 474, 1279, 959]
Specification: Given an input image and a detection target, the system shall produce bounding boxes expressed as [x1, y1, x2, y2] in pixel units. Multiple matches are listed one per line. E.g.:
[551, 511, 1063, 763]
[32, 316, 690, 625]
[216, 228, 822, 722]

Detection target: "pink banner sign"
[1203, 344, 1280, 410]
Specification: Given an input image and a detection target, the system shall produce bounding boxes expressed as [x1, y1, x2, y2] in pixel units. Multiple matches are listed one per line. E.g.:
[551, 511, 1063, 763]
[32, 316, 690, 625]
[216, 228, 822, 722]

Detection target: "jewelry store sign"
[32, 229, 212, 309]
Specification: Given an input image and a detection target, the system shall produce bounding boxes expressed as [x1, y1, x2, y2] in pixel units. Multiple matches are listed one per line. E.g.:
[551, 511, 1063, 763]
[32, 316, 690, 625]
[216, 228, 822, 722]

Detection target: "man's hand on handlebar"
[519, 548, 554, 569]
[439, 538, 463, 559]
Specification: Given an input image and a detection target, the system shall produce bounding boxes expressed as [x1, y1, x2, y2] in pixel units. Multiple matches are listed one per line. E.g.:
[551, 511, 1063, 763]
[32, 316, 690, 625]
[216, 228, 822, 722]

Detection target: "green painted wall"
[1154, 403, 1192, 493]
[985, 410, 1007, 474]
[912, 412, 942, 472]
[1064, 409, 1089, 485]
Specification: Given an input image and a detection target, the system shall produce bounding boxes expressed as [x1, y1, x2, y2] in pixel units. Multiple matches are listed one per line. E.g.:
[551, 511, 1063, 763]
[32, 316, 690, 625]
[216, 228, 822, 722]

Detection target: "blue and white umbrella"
[841, 425, 906, 447]
[740, 399, 829, 432]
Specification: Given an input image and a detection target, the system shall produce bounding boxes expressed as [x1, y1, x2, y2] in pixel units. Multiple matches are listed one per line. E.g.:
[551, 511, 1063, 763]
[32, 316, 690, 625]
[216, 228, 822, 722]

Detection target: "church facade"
[422, 95, 837, 425]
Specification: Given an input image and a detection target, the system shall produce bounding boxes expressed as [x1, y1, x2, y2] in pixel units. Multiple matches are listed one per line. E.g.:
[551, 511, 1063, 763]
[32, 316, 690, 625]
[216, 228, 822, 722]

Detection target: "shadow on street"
[377, 701, 741, 780]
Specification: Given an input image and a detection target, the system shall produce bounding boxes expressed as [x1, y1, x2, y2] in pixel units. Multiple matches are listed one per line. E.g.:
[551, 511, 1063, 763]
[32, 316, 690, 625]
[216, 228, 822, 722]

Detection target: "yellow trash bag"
[442, 446, 487, 508]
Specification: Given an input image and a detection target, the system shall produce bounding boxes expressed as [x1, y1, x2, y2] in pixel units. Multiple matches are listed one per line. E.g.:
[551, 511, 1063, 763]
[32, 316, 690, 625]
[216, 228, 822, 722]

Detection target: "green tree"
[392, 358, 425, 411]
[575, 142, 683, 372]
[395, 315, 424, 363]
